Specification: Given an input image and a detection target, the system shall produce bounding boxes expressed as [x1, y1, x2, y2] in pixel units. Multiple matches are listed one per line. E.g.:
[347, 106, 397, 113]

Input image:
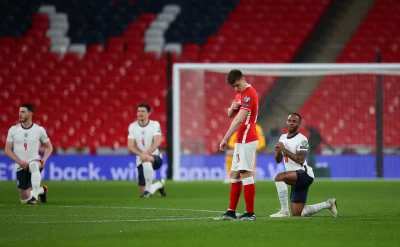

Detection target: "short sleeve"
[239, 90, 254, 111]
[128, 124, 135, 139]
[6, 127, 14, 142]
[297, 137, 309, 151]
[154, 121, 162, 136]
[278, 134, 284, 142]
[40, 127, 50, 143]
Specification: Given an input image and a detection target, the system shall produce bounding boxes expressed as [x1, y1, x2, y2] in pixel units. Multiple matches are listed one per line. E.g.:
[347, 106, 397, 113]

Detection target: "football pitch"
[0, 180, 399, 247]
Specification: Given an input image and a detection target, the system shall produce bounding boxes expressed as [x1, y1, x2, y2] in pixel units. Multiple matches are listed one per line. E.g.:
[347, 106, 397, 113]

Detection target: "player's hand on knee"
[40, 158, 47, 168]
[140, 154, 150, 162]
[18, 160, 28, 169]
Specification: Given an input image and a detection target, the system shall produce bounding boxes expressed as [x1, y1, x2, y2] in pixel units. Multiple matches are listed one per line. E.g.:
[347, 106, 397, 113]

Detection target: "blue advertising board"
[0, 155, 399, 181]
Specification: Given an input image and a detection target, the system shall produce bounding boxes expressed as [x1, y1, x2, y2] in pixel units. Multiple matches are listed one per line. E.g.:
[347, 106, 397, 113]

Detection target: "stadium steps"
[258, 0, 376, 136]
[297, 0, 400, 148]
[308, 0, 376, 63]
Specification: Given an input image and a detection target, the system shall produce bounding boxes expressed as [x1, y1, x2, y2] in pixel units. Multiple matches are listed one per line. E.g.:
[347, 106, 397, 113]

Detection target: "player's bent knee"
[275, 173, 283, 182]
[292, 212, 302, 217]
[28, 160, 40, 173]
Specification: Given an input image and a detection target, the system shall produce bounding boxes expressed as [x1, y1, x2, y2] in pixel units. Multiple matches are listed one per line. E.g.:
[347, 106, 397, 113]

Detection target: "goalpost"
[172, 63, 400, 181]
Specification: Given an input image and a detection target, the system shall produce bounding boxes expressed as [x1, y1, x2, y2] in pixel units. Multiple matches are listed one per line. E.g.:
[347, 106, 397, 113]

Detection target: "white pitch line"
[58, 206, 400, 221]
[8, 216, 214, 224]
[0, 214, 79, 217]
[0, 215, 205, 218]
[60, 205, 225, 213]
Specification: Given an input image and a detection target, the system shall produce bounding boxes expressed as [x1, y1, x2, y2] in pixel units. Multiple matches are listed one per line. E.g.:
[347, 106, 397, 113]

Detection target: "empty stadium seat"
[0, 0, 332, 152]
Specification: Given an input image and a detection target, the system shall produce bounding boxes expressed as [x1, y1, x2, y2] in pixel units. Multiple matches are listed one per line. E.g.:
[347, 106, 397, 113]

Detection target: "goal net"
[172, 63, 400, 180]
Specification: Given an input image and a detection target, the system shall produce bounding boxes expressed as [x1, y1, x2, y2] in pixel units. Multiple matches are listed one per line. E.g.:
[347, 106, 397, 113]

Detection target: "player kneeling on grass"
[270, 113, 338, 217]
[128, 103, 166, 198]
[5, 104, 52, 205]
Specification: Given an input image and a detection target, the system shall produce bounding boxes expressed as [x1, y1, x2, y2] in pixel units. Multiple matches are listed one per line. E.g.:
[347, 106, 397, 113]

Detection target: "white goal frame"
[172, 63, 400, 180]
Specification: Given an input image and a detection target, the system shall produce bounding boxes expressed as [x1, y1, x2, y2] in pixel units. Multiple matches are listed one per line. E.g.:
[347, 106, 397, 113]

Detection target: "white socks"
[142, 162, 153, 192]
[29, 161, 42, 200]
[275, 181, 289, 213]
[150, 181, 163, 194]
[301, 201, 330, 217]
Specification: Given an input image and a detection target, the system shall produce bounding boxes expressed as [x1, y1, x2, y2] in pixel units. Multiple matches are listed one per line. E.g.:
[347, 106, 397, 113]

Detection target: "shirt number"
[24, 142, 28, 150]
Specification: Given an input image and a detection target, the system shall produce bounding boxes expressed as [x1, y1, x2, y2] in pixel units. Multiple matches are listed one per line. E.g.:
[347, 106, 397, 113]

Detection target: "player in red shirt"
[214, 69, 259, 221]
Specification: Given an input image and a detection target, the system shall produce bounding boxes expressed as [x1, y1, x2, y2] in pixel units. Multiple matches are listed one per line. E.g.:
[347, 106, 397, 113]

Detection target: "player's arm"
[128, 138, 142, 156]
[275, 150, 283, 163]
[41, 141, 53, 164]
[228, 102, 240, 118]
[4, 127, 27, 167]
[274, 135, 284, 163]
[282, 149, 307, 166]
[227, 107, 236, 118]
[127, 125, 142, 156]
[144, 135, 161, 154]
[38, 127, 53, 166]
[222, 109, 248, 142]
[4, 141, 24, 165]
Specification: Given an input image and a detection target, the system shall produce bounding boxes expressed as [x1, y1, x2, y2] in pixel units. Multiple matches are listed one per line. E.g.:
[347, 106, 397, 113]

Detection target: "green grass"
[1, 180, 399, 247]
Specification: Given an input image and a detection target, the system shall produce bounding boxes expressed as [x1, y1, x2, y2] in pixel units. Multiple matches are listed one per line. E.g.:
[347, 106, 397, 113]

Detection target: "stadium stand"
[298, 0, 400, 148]
[0, 0, 331, 154]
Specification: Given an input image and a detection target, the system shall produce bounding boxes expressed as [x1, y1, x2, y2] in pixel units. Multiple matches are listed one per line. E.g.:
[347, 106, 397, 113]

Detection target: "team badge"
[300, 140, 309, 149]
[244, 96, 250, 102]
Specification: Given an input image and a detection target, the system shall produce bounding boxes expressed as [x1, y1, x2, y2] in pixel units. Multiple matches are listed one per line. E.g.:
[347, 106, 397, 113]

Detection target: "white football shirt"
[128, 120, 162, 166]
[279, 132, 314, 178]
[6, 123, 50, 171]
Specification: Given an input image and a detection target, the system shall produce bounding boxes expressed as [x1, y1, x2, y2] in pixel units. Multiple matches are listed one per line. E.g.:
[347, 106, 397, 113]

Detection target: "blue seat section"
[164, 0, 240, 45]
[0, 0, 239, 46]
[0, 0, 40, 37]
[39, 0, 137, 44]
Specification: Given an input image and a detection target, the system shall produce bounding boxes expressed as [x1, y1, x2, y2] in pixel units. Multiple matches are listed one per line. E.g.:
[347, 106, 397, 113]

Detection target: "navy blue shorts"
[137, 155, 163, 186]
[290, 169, 314, 203]
[152, 155, 163, 170]
[16, 168, 43, 190]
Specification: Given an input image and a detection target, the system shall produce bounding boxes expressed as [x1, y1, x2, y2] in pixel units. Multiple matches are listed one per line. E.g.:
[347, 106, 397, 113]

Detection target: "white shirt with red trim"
[128, 120, 162, 166]
[6, 123, 49, 171]
[279, 132, 314, 178]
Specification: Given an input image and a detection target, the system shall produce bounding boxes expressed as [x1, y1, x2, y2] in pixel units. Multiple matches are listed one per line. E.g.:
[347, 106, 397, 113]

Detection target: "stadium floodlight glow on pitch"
[172, 63, 400, 181]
